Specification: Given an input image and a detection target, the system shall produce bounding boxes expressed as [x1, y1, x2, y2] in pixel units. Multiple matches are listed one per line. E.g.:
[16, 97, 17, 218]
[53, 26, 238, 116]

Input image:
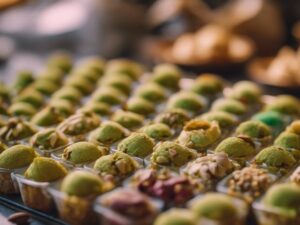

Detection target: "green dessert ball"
[265, 95, 300, 115]
[178, 120, 221, 151]
[275, 132, 300, 150]
[8, 102, 37, 118]
[105, 59, 143, 80]
[135, 83, 166, 102]
[0, 82, 10, 102]
[58, 111, 101, 136]
[154, 208, 197, 225]
[117, 133, 155, 158]
[79, 57, 105, 76]
[199, 111, 237, 130]
[30, 128, 69, 150]
[48, 99, 76, 117]
[215, 136, 256, 158]
[191, 74, 224, 97]
[0, 142, 7, 154]
[286, 121, 300, 135]
[190, 193, 238, 221]
[33, 79, 59, 95]
[65, 76, 94, 95]
[71, 68, 99, 83]
[47, 52, 72, 73]
[0, 118, 37, 142]
[126, 97, 155, 115]
[51, 86, 82, 104]
[38, 68, 64, 84]
[167, 92, 205, 115]
[89, 121, 129, 145]
[31, 106, 64, 127]
[111, 110, 144, 130]
[211, 98, 247, 116]
[140, 123, 172, 141]
[152, 64, 181, 90]
[154, 109, 190, 130]
[151, 141, 197, 167]
[62, 142, 108, 164]
[0, 145, 37, 169]
[92, 86, 125, 105]
[228, 81, 262, 104]
[252, 111, 285, 133]
[100, 75, 132, 95]
[263, 183, 300, 217]
[61, 170, 103, 197]
[13, 70, 35, 93]
[14, 88, 44, 108]
[255, 146, 296, 168]
[82, 101, 112, 116]
[93, 151, 139, 177]
[235, 121, 271, 139]
[24, 157, 67, 182]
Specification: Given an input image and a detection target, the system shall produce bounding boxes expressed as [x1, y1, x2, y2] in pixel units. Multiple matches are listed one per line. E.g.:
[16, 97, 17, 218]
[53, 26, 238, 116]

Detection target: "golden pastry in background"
[0, 0, 26, 10]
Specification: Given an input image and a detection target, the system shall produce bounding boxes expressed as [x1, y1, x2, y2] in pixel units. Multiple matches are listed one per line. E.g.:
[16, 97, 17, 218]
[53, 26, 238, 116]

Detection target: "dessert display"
[129, 168, 195, 206]
[150, 141, 197, 168]
[177, 120, 221, 152]
[117, 132, 155, 158]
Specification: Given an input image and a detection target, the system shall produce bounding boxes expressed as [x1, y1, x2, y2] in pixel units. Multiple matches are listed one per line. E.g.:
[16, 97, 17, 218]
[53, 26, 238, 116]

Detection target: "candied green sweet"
[178, 120, 221, 151]
[215, 136, 256, 158]
[13, 70, 35, 94]
[30, 128, 69, 150]
[126, 97, 155, 115]
[47, 52, 72, 73]
[167, 92, 205, 115]
[228, 81, 262, 104]
[212, 98, 247, 116]
[62, 142, 108, 164]
[82, 101, 111, 116]
[61, 170, 103, 197]
[265, 95, 300, 116]
[235, 121, 271, 139]
[152, 64, 181, 90]
[93, 151, 139, 177]
[263, 183, 300, 217]
[39, 68, 64, 84]
[0, 142, 7, 153]
[33, 79, 59, 95]
[105, 59, 143, 80]
[0, 145, 37, 169]
[252, 111, 285, 134]
[255, 146, 296, 168]
[92, 86, 125, 105]
[8, 102, 37, 118]
[191, 74, 224, 97]
[117, 133, 155, 158]
[135, 83, 166, 102]
[151, 141, 197, 167]
[71, 68, 99, 83]
[58, 110, 101, 136]
[190, 193, 238, 221]
[154, 109, 190, 130]
[199, 111, 237, 130]
[65, 76, 94, 95]
[24, 157, 67, 182]
[286, 121, 300, 135]
[112, 110, 144, 130]
[275, 132, 300, 150]
[79, 57, 105, 76]
[140, 123, 172, 141]
[14, 88, 44, 108]
[88, 121, 129, 145]
[100, 75, 132, 95]
[154, 208, 197, 225]
[51, 86, 82, 104]
[31, 106, 64, 127]
[0, 118, 37, 142]
[48, 99, 76, 117]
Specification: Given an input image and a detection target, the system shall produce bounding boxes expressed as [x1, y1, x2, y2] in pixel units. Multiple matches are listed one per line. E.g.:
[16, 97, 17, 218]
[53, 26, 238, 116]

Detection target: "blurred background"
[1, 0, 300, 92]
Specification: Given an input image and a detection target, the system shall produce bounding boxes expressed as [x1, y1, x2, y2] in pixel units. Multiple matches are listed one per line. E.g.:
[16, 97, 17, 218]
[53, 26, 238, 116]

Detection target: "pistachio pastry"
[48, 99, 76, 117]
[8, 102, 37, 118]
[62, 142, 108, 164]
[13, 88, 44, 108]
[92, 86, 125, 105]
[78, 57, 105, 76]
[33, 79, 59, 95]
[274, 132, 300, 158]
[252, 111, 285, 134]
[286, 120, 300, 135]
[199, 111, 238, 130]
[228, 81, 262, 104]
[235, 120, 271, 139]
[13, 70, 35, 94]
[191, 73, 224, 97]
[265, 95, 300, 116]
[82, 101, 112, 116]
[0, 82, 10, 102]
[105, 59, 143, 80]
[151, 141, 197, 167]
[211, 98, 247, 116]
[126, 97, 155, 115]
[117, 132, 155, 158]
[154, 208, 197, 225]
[100, 75, 132, 95]
[47, 52, 72, 73]
[70, 68, 99, 83]
[154, 109, 190, 131]
[135, 83, 166, 102]
[39, 67, 64, 84]
[152, 63, 182, 90]
[111, 110, 144, 130]
[0, 142, 7, 154]
[291, 167, 300, 185]
[31, 106, 64, 127]
[51, 86, 82, 104]
[139, 123, 172, 141]
[65, 75, 95, 95]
